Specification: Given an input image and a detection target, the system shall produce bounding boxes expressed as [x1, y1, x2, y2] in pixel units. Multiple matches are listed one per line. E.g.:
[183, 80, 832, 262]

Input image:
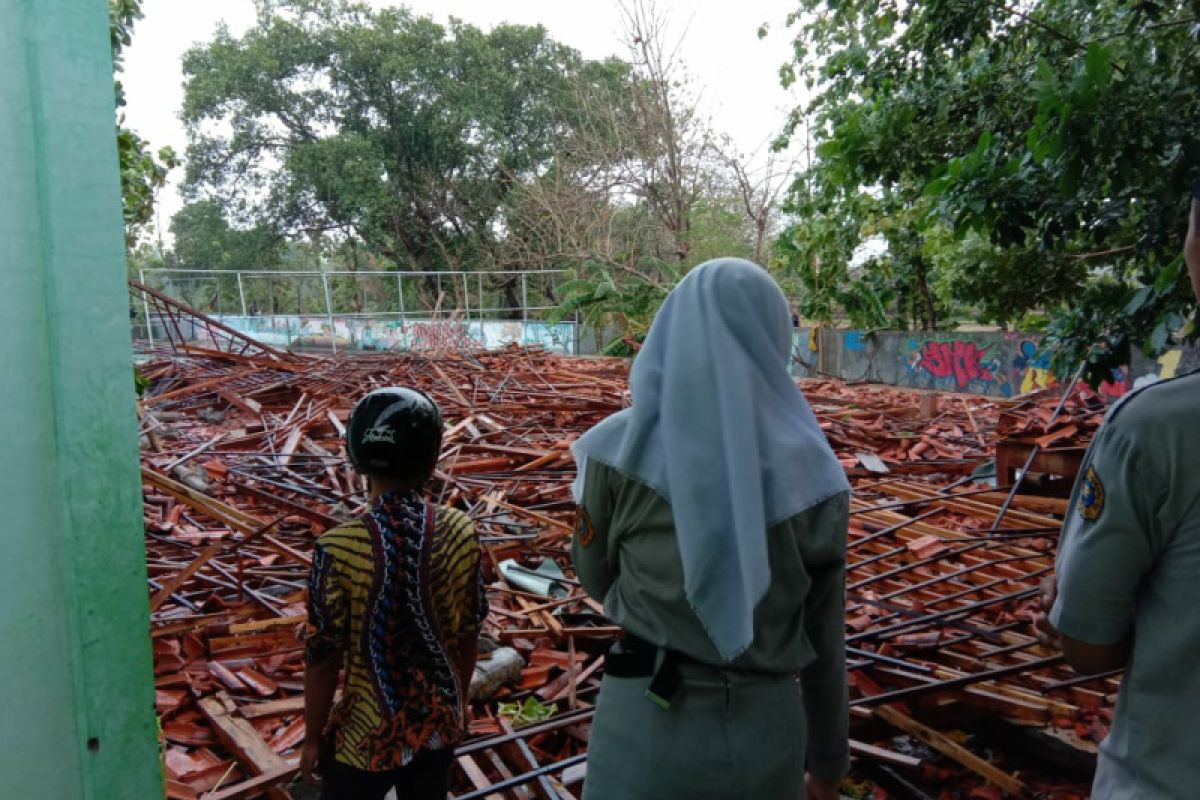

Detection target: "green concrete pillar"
[0, 0, 161, 797]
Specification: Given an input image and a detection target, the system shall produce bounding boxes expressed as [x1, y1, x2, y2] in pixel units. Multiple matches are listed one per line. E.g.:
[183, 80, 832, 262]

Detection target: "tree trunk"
[499, 279, 523, 321]
[915, 259, 938, 331]
[754, 218, 768, 265]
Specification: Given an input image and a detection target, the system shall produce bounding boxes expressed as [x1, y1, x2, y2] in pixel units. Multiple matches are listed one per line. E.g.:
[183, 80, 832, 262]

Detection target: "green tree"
[171, 201, 284, 273]
[181, 0, 630, 304]
[110, 0, 178, 246]
[777, 0, 1200, 384]
[772, 183, 893, 329]
[550, 258, 682, 355]
[147, 201, 286, 313]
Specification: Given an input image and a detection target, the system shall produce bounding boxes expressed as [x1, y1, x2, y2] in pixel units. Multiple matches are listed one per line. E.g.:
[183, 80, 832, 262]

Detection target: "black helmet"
[346, 387, 443, 481]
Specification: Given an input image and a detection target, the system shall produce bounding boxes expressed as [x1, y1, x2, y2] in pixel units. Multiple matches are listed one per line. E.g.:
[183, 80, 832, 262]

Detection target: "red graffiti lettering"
[1098, 368, 1130, 400]
[918, 341, 994, 390]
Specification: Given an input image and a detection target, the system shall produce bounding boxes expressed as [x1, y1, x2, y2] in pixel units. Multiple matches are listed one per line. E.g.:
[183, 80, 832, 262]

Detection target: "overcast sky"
[123, 0, 807, 241]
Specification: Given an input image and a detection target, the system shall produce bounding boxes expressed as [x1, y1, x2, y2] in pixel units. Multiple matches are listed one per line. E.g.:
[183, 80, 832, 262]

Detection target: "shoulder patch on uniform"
[575, 507, 596, 548]
[1078, 466, 1105, 521]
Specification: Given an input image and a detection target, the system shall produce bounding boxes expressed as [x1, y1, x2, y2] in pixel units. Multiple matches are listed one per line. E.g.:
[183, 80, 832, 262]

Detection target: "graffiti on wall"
[789, 327, 1191, 399]
[1130, 348, 1184, 392]
[915, 340, 995, 391]
[297, 317, 353, 348]
[405, 320, 483, 353]
[1012, 340, 1057, 395]
[523, 322, 573, 352]
[1099, 367, 1131, 400]
[213, 315, 574, 354]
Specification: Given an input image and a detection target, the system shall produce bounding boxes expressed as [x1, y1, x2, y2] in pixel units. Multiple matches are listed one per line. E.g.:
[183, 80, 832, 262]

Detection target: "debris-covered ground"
[137, 342, 1114, 799]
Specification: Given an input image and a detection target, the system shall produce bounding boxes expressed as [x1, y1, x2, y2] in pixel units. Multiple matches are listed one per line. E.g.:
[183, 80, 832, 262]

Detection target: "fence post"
[321, 271, 337, 354]
[478, 272, 484, 319]
[462, 272, 471, 319]
[397, 272, 406, 321]
[139, 268, 154, 348]
[236, 271, 247, 317]
[521, 273, 528, 323]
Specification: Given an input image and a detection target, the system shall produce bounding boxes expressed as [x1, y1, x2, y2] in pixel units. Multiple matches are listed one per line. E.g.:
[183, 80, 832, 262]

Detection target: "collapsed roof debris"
[136, 331, 1112, 799]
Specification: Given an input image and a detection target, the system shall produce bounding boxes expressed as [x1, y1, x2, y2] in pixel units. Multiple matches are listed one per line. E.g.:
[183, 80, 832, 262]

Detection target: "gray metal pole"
[521, 273, 528, 323]
[462, 272, 470, 319]
[478, 272, 484, 319]
[397, 272, 406, 321]
[139, 268, 154, 348]
[236, 271, 247, 316]
[321, 271, 337, 354]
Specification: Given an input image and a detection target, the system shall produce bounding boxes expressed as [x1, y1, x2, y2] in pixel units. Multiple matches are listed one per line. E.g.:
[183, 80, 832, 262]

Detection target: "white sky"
[122, 0, 808, 242]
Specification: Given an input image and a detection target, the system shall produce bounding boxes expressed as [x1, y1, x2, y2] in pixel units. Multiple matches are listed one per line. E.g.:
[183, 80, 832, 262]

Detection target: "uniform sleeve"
[797, 492, 851, 781]
[571, 459, 618, 602]
[305, 541, 348, 666]
[1050, 424, 1166, 646]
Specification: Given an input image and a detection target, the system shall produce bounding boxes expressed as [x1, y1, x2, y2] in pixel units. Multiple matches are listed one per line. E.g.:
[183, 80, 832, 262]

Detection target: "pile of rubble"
[136, 339, 1112, 799]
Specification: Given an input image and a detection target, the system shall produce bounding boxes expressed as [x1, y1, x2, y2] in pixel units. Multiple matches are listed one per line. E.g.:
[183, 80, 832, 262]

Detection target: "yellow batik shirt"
[306, 492, 486, 771]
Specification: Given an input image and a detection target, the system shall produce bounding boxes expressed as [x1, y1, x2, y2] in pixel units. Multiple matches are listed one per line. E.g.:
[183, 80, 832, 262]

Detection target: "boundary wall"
[791, 328, 1195, 399]
[136, 314, 582, 355]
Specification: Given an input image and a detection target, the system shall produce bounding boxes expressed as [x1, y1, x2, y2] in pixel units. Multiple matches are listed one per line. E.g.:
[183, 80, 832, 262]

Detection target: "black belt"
[604, 633, 689, 710]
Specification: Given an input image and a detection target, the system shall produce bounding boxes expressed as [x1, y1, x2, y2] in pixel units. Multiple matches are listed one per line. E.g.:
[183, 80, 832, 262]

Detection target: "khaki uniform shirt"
[572, 459, 851, 779]
[1050, 370, 1200, 799]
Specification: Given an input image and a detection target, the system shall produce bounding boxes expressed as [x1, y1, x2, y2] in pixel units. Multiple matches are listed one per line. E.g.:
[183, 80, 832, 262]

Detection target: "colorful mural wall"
[160, 315, 579, 355]
[791, 328, 1191, 399]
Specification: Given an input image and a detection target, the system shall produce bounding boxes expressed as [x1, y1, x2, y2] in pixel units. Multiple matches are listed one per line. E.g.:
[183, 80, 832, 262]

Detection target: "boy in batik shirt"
[302, 388, 486, 800]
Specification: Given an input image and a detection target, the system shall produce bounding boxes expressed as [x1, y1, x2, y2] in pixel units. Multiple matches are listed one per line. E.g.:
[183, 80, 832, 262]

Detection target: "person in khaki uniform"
[1036, 183, 1200, 799]
[571, 259, 851, 800]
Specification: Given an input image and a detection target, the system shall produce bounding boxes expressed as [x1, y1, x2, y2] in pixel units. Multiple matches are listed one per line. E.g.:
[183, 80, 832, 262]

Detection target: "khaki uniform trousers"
[583, 665, 807, 800]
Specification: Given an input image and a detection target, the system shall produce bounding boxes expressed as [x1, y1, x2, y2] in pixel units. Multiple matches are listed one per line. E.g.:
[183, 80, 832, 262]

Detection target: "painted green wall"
[0, 0, 161, 797]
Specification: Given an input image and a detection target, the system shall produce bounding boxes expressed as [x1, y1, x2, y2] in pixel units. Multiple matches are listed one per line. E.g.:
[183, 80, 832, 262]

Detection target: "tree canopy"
[181, 0, 633, 275]
[176, 0, 776, 347]
[776, 0, 1200, 383]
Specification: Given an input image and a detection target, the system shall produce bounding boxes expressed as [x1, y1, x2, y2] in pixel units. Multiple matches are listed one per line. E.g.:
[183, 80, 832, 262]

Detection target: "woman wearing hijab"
[571, 258, 850, 800]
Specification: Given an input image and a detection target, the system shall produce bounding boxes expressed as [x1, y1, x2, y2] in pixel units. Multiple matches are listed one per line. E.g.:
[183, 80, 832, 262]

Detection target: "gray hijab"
[572, 258, 848, 662]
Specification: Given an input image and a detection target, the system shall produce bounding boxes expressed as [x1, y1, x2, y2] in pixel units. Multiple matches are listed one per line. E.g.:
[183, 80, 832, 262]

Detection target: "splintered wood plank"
[483, 749, 530, 800]
[277, 426, 305, 467]
[874, 703, 1025, 794]
[488, 497, 572, 533]
[219, 390, 263, 416]
[560, 763, 587, 787]
[141, 467, 263, 533]
[149, 539, 225, 612]
[433, 363, 472, 408]
[261, 534, 312, 567]
[198, 695, 291, 800]
[456, 754, 505, 800]
[201, 763, 300, 800]
[849, 739, 923, 769]
[239, 690, 343, 720]
[240, 697, 304, 720]
[500, 718, 558, 800]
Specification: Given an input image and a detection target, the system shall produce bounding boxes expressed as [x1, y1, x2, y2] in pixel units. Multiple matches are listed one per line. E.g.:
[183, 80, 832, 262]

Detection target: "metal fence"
[132, 268, 588, 355]
[135, 267, 573, 319]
